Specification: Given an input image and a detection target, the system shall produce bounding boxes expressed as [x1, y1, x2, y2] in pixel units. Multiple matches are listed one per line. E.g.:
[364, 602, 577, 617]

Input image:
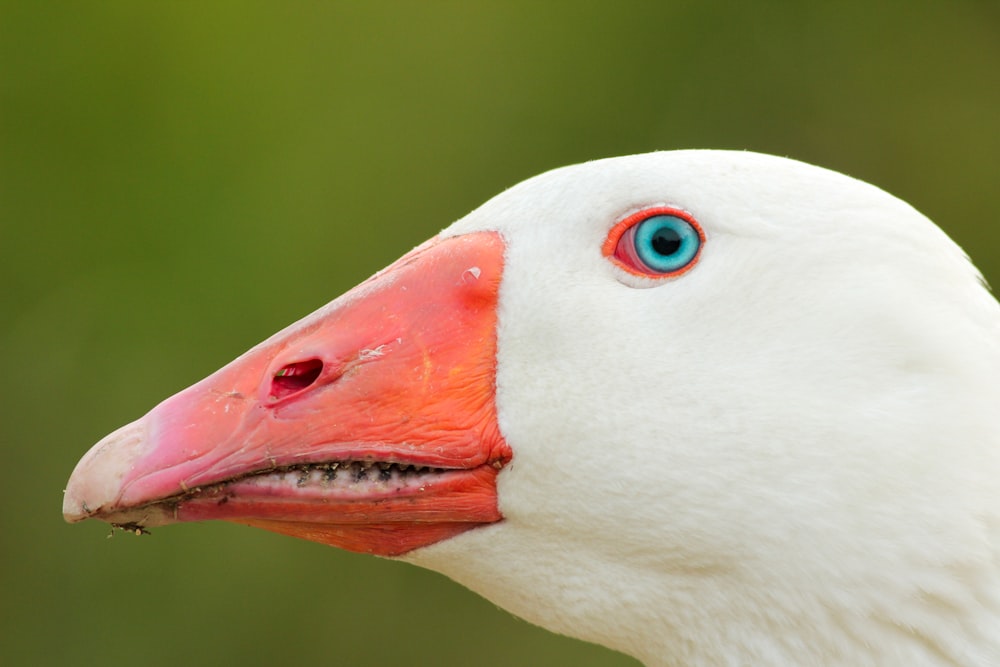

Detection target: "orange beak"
[63, 232, 511, 556]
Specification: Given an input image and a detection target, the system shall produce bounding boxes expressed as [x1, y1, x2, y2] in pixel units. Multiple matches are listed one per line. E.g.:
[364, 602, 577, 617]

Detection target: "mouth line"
[109, 457, 497, 521]
[197, 459, 461, 497]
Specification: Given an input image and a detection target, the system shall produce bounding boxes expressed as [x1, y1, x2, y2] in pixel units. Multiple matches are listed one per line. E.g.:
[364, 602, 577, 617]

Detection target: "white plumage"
[411, 151, 1000, 665]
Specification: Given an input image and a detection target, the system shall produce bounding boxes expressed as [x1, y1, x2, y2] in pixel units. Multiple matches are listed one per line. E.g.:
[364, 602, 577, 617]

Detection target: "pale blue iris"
[633, 215, 700, 273]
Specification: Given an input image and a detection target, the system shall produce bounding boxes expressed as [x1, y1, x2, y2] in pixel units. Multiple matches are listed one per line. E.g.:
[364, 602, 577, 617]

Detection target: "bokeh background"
[2, 2, 998, 665]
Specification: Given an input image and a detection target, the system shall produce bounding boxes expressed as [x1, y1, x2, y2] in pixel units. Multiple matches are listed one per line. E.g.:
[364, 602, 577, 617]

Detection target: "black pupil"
[651, 226, 682, 256]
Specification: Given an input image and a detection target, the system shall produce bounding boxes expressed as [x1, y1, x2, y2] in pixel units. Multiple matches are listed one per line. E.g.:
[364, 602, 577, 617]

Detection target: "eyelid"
[603, 206, 705, 279]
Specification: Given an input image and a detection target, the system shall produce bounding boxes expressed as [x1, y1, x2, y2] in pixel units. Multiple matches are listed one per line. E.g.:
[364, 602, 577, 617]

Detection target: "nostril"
[270, 359, 323, 400]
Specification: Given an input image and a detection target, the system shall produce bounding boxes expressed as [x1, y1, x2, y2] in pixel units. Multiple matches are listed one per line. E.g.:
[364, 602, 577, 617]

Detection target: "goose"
[63, 150, 1000, 666]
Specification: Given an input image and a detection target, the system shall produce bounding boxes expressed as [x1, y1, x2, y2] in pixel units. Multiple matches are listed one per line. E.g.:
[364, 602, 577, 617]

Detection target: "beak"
[63, 231, 511, 556]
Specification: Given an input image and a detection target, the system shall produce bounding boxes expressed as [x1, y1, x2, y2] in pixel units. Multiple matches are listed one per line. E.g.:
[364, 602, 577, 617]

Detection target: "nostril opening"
[270, 359, 323, 400]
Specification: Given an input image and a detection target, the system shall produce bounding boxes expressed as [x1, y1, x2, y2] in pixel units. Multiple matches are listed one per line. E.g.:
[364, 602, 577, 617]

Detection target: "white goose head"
[64, 151, 1000, 666]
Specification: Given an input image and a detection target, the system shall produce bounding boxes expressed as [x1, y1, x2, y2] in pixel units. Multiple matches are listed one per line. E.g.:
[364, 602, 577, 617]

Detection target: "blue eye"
[604, 208, 704, 278]
[633, 215, 700, 273]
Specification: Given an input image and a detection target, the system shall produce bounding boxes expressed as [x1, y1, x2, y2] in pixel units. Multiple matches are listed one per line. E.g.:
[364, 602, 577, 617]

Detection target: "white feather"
[405, 151, 1000, 666]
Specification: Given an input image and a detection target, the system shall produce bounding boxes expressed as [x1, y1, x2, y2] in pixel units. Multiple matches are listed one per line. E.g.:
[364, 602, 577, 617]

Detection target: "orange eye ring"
[603, 206, 705, 278]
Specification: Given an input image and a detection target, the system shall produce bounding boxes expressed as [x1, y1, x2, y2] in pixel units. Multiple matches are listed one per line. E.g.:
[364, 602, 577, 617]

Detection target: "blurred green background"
[2, 2, 998, 665]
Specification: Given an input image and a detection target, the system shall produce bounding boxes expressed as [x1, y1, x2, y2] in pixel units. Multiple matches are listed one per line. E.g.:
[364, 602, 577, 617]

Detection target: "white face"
[407, 151, 1000, 661]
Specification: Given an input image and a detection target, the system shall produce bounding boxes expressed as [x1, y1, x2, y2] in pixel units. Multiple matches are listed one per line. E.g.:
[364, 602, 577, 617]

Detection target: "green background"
[2, 2, 998, 666]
